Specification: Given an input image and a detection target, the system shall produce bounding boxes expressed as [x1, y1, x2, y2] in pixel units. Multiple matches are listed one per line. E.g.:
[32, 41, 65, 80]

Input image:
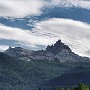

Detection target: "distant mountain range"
[0, 40, 90, 90]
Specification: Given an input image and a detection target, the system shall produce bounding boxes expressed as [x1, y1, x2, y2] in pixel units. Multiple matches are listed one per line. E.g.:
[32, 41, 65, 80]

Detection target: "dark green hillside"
[0, 52, 70, 90]
[0, 52, 90, 90]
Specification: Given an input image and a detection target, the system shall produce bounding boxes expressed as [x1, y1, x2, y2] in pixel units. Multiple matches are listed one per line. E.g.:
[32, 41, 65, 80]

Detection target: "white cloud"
[49, 0, 90, 10]
[0, 0, 90, 18]
[34, 18, 90, 57]
[0, 45, 9, 52]
[0, 23, 55, 50]
[0, 0, 46, 18]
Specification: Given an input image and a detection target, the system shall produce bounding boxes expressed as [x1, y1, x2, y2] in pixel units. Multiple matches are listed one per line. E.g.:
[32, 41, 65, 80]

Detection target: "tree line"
[38, 83, 90, 90]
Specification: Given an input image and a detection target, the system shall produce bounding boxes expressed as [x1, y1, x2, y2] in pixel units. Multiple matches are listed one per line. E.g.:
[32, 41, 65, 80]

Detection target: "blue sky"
[0, 0, 90, 57]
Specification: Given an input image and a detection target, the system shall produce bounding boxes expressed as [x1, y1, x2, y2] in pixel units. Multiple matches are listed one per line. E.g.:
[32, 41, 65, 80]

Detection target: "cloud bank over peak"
[34, 18, 90, 57]
[0, 18, 90, 57]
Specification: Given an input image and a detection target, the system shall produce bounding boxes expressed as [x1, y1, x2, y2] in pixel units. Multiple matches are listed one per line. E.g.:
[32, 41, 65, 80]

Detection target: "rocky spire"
[46, 40, 71, 54]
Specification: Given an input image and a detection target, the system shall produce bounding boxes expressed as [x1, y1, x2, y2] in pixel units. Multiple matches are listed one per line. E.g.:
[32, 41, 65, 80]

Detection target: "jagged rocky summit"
[5, 40, 90, 62]
[46, 40, 71, 54]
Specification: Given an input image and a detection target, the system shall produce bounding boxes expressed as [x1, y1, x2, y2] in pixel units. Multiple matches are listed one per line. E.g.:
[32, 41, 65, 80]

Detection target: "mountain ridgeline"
[5, 40, 90, 62]
[0, 40, 90, 90]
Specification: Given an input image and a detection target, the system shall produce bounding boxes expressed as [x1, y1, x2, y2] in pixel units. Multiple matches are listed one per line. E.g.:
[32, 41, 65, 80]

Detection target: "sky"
[0, 0, 90, 57]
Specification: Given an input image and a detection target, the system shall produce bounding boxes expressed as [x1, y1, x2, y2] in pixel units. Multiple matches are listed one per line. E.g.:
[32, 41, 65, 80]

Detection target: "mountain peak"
[54, 40, 62, 45]
[46, 40, 71, 54]
[5, 40, 90, 62]
[5, 47, 31, 58]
